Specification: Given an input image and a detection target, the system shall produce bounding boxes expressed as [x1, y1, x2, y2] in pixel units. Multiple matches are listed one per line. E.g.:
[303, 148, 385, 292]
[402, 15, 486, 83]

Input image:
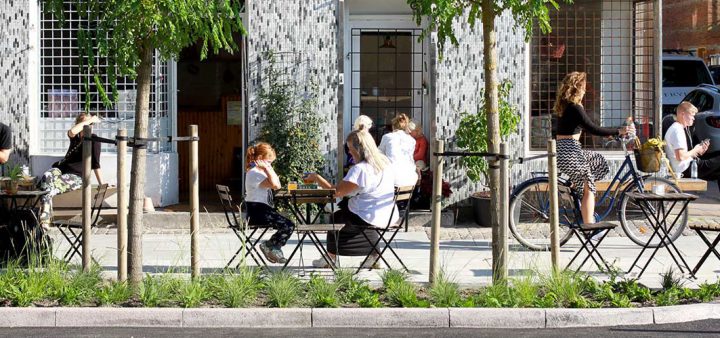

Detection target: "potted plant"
[3, 164, 23, 195]
[456, 80, 521, 226]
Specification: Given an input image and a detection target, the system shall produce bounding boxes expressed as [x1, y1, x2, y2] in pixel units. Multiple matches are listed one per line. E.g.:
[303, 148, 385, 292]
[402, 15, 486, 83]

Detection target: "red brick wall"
[663, 0, 720, 61]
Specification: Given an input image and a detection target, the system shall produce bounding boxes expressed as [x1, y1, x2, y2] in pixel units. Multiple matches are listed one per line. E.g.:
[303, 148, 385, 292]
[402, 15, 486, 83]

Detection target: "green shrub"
[333, 269, 381, 307]
[655, 287, 681, 306]
[381, 269, 409, 289]
[660, 268, 685, 291]
[511, 276, 540, 308]
[176, 278, 208, 308]
[96, 281, 132, 306]
[59, 265, 103, 306]
[208, 269, 262, 308]
[429, 272, 462, 307]
[264, 271, 302, 308]
[307, 274, 339, 308]
[140, 275, 176, 307]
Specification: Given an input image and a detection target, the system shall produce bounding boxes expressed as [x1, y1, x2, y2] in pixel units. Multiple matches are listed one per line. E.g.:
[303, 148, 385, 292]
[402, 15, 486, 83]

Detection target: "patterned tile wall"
[433, 12, 528, 205]
[246, 0, 339, 179]
[0, 0, 30, 166]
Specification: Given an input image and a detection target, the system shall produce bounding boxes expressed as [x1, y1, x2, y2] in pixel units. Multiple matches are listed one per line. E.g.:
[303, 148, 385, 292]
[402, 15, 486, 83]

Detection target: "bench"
[527, 178, 707, 193]
[52, 187, 118, 221]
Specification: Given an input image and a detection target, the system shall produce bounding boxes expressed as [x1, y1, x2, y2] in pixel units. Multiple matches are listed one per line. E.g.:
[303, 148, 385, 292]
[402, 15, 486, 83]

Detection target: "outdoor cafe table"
[0, 190, 47, 227]
[626, 192, 697, 279]
[274, 188, 340, 271]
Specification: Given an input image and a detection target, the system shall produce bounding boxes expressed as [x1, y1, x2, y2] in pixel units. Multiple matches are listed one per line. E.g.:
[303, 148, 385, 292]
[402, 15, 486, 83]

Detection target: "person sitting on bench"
[38, 113, 104, 228]
[664, 101, 720, 191]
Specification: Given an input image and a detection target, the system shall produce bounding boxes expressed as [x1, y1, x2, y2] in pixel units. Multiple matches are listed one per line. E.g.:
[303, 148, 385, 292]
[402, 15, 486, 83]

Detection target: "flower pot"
[7, 180, 19, 195]
[471, 193, 492, 227]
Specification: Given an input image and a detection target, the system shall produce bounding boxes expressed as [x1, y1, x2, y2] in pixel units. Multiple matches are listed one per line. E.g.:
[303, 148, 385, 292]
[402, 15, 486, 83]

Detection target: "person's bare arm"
[256, 160, 281, 190]
[306, 173, 358, 198]
[0, 148, 10, 164]
[674, 142, 708, 162]
[68, 115, 100, 138]
[93, 168, 104, 185]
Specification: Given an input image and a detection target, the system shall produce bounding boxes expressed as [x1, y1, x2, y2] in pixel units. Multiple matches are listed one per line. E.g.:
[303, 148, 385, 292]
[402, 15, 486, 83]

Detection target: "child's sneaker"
[271, 246, 287, 264]
[259, 241, 279, 263]
[312, 258, 334, 268]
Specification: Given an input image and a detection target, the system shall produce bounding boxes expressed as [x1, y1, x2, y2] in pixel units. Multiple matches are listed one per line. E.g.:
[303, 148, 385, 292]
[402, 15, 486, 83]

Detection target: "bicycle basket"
[633, 137, 664, 173]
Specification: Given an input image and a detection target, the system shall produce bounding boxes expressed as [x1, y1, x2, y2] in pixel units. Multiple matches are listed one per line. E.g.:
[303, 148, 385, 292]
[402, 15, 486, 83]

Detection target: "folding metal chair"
[565, 221, 617, 273]
[690, 223, 720, 275]
[51, 184, 108, 263]
[215, 184, 270, 269]
[357, 185, 414, 273]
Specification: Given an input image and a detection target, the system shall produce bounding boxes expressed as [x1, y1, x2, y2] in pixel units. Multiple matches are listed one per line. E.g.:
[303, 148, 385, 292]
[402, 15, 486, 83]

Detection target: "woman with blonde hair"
[378, 113, 418, 186]
[345, 115, 374, 167]
[554, 71, 634, 225]
[245, 142, 295, 264]
[305, 126, 398, 269]
[39, 113, 104, 228]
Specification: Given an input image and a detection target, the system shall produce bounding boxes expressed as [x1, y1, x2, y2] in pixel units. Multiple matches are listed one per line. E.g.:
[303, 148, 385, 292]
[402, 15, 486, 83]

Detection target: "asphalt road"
[1, 319, 720, 338]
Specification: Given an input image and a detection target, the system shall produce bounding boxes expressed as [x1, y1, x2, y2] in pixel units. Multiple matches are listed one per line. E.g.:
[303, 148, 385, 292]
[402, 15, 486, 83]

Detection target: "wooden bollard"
[117, 129, 128, 281]
[548, 140, 560, 270]
[189, 125, 200, 278]
[493, 143, 509, 283]
[81, 125, 92, 272]
[429, 139, 444, 284]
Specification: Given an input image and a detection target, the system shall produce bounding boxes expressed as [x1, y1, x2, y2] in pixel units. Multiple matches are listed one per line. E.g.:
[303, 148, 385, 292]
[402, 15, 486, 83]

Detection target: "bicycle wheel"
[509, 178, 575, 251]
[618, 176, 688, 247]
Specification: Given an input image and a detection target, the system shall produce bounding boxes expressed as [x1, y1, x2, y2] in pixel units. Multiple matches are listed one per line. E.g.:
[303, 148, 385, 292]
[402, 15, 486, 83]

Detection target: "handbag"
[633, 137, 664, 173]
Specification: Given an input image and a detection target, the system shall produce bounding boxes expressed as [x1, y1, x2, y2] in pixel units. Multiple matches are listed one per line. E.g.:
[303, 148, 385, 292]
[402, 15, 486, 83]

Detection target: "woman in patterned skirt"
[554, 72, 634, 225]
[39, 113, 104, 228]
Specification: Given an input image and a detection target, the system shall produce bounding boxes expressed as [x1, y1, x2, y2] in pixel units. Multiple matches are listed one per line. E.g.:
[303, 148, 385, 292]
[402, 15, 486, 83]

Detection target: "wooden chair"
[357, 185, 414, 273]
[215, 184, 270, 269]
[51, 184, 109, 263]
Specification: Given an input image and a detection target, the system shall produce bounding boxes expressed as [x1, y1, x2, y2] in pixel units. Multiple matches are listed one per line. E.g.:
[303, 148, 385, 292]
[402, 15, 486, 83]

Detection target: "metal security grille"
[39, 2, 171, 154]
[529, 0, 657, 150]
[350, 29, 425, 143]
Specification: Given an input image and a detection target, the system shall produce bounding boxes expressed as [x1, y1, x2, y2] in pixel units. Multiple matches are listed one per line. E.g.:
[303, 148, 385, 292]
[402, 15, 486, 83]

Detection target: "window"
[662, 60, 713, 87]
[39, 2, 170, 154]
[529, 0, 657, 150]
[350, 29, 425, 143]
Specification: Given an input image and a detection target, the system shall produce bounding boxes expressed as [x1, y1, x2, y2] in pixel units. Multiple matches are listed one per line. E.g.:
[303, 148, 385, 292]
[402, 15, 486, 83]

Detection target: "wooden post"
[548, 140, 560, 270]
[493, 143, 509, 283]
[429, 139, 444, 284]
[117, 129, 128, 282]
[189, 125, 200, 279]
[81, 125, 92, 272]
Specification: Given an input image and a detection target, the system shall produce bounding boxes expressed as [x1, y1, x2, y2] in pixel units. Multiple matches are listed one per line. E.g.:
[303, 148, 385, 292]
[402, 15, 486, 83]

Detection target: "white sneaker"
[312, 258, 334, 268]
[590, 229, 608, 242]
[360, 254, 381, 269]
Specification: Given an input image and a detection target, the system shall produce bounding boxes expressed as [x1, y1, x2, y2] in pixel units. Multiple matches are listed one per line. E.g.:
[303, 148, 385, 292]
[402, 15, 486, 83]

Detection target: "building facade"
[663, 0, 720, 63]
[0, 0, 662, 206]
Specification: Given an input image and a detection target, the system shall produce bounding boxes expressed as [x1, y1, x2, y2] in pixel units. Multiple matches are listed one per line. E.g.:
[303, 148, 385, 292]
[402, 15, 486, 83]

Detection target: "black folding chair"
[690, 223, 720, 276]
[51, 184, 108, 263]
[215, 184, 270, 269]
[565, 221, 617, 273]
[357, 185, 414, 273]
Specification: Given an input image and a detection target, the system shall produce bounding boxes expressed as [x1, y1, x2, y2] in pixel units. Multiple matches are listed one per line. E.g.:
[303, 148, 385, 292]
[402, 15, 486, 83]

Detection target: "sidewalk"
[53, 188, 720, 288]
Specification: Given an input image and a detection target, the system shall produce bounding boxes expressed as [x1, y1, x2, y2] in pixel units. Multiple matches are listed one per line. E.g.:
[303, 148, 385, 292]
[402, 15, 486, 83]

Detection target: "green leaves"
[455, 80, 520, 183]
[257, 53, 326, 186]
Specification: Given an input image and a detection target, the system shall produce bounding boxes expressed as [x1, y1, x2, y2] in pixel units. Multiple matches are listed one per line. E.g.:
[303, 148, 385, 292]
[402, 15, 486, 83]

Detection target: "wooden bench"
[52, 187, 118, 220]
[527, 178, 707, 193]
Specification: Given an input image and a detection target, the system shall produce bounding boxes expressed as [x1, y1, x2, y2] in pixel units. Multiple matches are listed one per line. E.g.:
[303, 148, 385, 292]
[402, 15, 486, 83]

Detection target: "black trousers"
[326, 199, 379, 256]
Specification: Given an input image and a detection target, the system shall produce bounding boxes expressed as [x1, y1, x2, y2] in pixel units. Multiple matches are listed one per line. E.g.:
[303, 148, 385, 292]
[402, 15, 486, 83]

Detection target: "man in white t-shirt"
[664, 101, 720, 190]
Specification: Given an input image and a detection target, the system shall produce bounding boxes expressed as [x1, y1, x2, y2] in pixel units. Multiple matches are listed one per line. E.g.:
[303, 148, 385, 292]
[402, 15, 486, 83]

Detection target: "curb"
[1, 304, 719, 328]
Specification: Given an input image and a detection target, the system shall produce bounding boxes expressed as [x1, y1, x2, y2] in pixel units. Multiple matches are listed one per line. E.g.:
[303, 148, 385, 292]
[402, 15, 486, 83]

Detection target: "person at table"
[408, 121, 429, 172]
[345, 115, 373, 168]
[304, 126, 398, 269]
[245, 142, 295, 264]
[38, 113, 104, 228]
[664, 101, 720, 190]
[378, 113, 418, 187]
[0, 122, 11, 164]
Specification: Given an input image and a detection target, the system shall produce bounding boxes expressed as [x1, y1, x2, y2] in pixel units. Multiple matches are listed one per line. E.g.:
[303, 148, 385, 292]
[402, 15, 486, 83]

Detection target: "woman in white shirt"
[245, 142, 295, 264]
[305, 126, 398, 269]
[378, 113, 418, 186]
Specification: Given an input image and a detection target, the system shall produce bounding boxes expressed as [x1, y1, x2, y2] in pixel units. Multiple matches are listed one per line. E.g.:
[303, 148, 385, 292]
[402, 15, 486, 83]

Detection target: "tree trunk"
[128, 41, 153, 289]
[481, 2, 504, 283]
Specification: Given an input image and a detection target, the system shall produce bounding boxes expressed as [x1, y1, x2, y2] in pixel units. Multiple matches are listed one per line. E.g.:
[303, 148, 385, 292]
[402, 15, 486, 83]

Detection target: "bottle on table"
[691, 159, 698, 179]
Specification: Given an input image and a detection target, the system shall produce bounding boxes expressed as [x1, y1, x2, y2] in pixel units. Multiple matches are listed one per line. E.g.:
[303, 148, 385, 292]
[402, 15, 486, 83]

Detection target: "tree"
[47, 0, 245, 289]
[408, 0, 572, 282]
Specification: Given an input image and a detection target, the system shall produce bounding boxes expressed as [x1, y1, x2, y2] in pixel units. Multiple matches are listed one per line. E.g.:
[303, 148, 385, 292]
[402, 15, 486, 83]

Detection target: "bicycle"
[509, 136, 688, 251]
